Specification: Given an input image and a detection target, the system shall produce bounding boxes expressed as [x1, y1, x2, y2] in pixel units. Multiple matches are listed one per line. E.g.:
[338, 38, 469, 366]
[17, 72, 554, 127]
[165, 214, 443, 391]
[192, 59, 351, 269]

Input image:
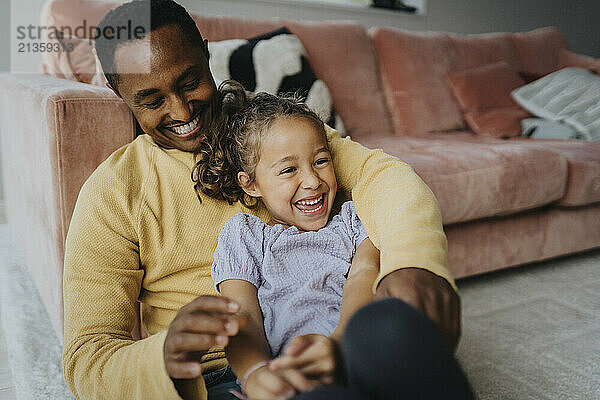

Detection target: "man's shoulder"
[80, 135, 158, 198]
[88, 135, 156, 182]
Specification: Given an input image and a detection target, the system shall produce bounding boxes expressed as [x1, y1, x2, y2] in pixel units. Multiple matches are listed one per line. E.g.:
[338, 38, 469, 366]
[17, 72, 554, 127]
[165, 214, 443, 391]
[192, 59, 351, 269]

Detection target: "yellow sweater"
[63, 128, 452, 399]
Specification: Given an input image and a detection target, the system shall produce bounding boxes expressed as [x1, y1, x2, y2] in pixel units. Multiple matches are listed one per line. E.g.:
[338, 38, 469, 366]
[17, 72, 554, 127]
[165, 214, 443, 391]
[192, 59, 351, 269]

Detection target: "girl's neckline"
[266, 218, 334, 234]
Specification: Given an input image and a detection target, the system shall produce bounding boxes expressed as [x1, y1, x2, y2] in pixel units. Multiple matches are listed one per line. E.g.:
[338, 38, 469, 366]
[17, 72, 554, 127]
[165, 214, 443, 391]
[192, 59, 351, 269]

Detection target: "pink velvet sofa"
[1, 0, 599, 338]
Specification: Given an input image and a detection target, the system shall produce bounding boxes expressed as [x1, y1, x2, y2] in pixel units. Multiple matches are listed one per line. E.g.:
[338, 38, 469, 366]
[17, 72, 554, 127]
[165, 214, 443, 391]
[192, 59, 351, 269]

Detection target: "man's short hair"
[95, 0, 204, 91]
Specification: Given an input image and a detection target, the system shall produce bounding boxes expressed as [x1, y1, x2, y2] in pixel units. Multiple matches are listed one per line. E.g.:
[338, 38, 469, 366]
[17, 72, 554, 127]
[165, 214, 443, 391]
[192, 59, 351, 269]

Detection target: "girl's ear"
[237, 171, 262, 198]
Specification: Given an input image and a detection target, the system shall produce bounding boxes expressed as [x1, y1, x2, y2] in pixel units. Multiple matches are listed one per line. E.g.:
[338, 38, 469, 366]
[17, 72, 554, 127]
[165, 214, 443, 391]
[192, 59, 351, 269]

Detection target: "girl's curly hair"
[192, 80, 328, 208]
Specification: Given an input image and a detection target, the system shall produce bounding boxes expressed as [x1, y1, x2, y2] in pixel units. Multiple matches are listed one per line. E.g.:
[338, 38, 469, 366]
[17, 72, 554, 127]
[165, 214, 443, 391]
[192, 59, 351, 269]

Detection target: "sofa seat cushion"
[510, 138, 600, 207]
[356, 134, 567, 225]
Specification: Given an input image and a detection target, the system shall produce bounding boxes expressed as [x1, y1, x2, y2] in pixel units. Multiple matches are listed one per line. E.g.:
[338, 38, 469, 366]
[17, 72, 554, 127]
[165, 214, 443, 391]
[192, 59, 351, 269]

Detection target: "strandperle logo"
[16, 20, 147, 42]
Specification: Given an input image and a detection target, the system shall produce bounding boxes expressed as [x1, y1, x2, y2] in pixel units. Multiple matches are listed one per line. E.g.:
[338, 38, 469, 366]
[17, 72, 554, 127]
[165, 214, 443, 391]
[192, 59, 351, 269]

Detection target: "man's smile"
[163, 112, 203, 138]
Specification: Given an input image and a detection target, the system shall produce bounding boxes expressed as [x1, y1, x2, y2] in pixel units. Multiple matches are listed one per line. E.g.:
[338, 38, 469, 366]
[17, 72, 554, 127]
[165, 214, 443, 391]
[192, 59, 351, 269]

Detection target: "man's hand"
[269, 334, 340, 386]
[164, 296, 248, 379]
[375, 268, 461, 351]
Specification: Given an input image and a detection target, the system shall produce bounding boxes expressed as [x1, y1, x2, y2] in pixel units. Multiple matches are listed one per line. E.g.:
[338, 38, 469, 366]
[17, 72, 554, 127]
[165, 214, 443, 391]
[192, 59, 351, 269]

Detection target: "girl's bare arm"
[218, 280, 272, 376]
[331, 238, 380, 342]
[219, 280, 312, 398]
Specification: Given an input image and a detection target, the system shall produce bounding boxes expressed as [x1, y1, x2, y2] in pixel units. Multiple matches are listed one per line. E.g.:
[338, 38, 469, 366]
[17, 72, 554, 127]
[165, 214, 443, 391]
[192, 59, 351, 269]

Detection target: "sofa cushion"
[559, 49, 600, 75]
[208, 27, 343, 132]
[194, 16, 394, 138]
[447, 61, 530, 138]
[464, 107, 531, 138]
[511, 27, 568, 78]
[369, 27, 537, 137]
[41, 35, 98, 84]
[446, 32, 521, 71]
[447, 61, 526, 111]
[370, 27, 465, 136]
[356, 134, 567, 225]
[510, 138, 600, 207]
[511, 68, 600, 141]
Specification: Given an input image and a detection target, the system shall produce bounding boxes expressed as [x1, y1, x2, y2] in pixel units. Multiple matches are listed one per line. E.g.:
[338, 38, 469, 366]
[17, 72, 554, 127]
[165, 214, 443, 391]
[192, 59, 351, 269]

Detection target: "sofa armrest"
[0, 73, 135, 336]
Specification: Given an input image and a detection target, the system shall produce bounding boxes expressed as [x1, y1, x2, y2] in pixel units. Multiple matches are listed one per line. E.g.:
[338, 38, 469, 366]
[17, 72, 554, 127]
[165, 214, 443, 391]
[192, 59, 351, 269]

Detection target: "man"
[62, 1, 462, 399]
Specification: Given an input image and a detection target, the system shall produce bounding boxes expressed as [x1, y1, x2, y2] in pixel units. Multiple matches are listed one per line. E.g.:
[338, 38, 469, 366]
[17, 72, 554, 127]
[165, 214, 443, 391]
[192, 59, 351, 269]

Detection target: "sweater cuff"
[373, 265, 458, 294]
[150, 330, 208, 400]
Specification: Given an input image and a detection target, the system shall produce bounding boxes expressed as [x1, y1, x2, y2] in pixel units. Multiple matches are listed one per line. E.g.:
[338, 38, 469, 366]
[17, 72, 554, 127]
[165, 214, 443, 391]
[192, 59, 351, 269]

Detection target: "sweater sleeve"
[62, 146, 205, 400]
[325, 126, 455, 292]
[211, 213, 265, 292]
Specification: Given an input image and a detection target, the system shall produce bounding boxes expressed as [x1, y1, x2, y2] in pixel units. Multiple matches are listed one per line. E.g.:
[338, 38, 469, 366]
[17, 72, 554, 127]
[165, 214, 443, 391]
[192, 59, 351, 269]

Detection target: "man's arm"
[326, 127, 460, 350]
[63, 166, 193, 399]
[63, 151, 243, 400]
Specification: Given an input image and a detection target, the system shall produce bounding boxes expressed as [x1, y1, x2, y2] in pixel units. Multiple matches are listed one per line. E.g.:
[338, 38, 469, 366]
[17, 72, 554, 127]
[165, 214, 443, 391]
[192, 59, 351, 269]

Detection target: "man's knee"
[344, 298, 443, 352]
[342, 298, 474, 399]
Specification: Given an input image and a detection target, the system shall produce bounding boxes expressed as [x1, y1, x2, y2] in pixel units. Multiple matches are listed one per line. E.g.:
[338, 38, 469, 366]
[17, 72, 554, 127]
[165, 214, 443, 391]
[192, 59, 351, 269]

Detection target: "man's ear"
[238, 171, 261, 198]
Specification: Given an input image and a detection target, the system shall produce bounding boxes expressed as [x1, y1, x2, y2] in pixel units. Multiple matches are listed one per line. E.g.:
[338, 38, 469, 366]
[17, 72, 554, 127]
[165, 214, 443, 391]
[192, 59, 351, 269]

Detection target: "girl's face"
[240, 116, 337, 232]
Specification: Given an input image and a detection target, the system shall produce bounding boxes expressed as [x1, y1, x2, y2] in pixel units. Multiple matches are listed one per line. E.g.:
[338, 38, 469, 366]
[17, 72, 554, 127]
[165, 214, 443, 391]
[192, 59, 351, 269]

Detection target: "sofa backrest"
[370, 26, 568, 136]
[40, 0, 394, 138]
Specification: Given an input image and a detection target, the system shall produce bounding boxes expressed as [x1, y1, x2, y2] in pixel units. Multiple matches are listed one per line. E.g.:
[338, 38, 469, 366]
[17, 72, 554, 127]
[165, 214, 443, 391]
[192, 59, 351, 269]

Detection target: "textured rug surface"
[0, 221, 599, 399]
[456, 248, 600, 399]
[0, 224, 74, 400]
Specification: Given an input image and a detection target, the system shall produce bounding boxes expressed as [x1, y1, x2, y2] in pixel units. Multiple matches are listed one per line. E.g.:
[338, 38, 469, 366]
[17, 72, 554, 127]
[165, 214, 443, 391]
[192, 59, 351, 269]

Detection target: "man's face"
[112, 24, 217, 152]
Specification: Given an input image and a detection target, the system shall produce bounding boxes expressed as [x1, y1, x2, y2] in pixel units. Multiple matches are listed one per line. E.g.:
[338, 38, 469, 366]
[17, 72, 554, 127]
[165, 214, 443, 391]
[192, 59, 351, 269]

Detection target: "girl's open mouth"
[294, 193, 326, 216]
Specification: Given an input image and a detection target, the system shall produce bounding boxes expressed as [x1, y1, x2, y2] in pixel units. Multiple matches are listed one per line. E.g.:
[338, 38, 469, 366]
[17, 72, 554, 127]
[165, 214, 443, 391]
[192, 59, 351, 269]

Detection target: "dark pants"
[294, 298, 474, 400]
[207, 299, 474, 400]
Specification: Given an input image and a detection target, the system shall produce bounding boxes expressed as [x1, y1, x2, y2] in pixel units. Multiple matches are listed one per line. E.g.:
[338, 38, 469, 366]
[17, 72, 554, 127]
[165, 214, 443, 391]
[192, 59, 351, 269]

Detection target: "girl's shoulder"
[215, 213, 271, 258]
[327, 201, 367, 247]
[222, 212, 269, 235]
[330, 201, 359, 225]
[220, 212, 286, 246]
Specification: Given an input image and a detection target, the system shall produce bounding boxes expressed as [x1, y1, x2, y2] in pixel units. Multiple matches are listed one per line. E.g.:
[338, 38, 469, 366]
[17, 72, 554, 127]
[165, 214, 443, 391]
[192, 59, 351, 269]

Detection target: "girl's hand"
[269, 334, 340, 385]
[244, 364, 313, 400]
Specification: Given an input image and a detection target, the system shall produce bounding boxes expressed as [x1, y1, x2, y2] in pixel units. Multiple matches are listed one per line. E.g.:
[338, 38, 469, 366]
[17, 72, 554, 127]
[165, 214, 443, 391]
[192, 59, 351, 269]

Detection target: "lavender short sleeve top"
[211, 201, 368, 357]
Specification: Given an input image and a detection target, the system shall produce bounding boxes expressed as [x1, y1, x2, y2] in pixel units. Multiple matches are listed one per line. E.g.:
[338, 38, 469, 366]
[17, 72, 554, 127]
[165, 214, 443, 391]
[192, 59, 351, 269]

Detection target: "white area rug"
[0, 219, 599, 399]
[0, 224, 74, 400]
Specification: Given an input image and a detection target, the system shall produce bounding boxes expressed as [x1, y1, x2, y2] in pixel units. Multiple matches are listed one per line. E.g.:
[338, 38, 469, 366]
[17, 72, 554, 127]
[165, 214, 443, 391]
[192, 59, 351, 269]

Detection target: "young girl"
[207, 82, 381, 399]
